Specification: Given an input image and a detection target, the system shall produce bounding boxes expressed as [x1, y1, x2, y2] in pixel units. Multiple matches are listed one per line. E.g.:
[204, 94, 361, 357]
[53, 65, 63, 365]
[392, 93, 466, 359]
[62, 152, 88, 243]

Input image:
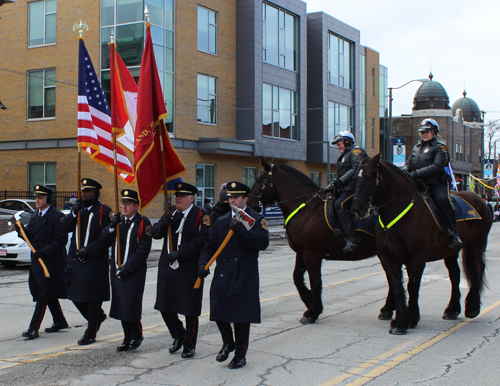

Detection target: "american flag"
[77, 39, 135, 184]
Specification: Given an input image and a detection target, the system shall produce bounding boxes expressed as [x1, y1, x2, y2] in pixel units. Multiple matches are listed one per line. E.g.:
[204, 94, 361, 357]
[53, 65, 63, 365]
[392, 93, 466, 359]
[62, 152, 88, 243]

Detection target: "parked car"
[0, 199, 36, 214]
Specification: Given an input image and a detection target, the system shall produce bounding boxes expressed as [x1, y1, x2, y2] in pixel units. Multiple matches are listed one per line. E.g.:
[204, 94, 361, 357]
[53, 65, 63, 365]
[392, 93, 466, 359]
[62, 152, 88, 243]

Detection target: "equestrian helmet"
[418, 118, 439, 133]
[331, 131, 355, 146]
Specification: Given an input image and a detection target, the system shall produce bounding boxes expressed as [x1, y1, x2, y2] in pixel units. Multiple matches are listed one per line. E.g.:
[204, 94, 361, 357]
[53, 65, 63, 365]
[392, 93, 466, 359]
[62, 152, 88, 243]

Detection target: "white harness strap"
[79, 212, 94, 248]
[115, 222, 135, 269]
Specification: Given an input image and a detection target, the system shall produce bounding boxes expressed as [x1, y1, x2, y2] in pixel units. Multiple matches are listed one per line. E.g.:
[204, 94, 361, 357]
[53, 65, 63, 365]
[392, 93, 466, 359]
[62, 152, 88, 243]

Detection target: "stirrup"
[448, 234, 463, 249]
[342, 237, 360, 253]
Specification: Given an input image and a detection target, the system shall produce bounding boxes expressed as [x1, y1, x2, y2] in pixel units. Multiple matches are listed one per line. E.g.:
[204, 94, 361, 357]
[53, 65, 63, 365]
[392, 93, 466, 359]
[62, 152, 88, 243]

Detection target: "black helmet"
[418, 119, 439, 133]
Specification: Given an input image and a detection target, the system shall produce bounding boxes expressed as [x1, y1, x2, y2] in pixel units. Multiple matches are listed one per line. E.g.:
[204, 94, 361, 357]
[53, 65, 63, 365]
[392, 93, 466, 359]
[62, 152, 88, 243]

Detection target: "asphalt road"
[0, 224, 499, 386]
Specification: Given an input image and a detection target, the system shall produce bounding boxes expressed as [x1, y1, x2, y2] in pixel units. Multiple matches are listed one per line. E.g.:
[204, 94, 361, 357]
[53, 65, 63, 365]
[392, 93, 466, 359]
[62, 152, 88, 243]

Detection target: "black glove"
[332, 179, 344, 188]
[110, 213, 121, 229]
[409, 171, 418, 179]
[230, 217, 243, 233]
[116, 267, 130, 280]
[76, 247, 90, 263]
[160, 214, 174, 235]
[73, 199, 83, 214]
[168, 250, 181, 263]
[198, 264, 210, 278]
[34, 250, 45, 259]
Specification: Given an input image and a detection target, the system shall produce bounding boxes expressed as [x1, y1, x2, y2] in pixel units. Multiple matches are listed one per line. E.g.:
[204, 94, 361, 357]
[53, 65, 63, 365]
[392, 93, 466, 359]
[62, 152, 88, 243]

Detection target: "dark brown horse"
[247, 157, 382, 324]
[351, 154, 492, 334]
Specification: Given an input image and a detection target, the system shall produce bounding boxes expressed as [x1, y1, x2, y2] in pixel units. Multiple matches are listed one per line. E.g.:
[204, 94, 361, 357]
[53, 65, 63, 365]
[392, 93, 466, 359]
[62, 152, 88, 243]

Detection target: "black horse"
[351, 154, 491, 334]
[247, 157, 382, 324]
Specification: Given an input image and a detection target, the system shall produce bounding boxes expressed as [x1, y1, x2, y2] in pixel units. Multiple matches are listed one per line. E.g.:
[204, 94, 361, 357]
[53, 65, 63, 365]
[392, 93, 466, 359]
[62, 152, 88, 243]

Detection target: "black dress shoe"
[22, 329, 39, 339]
[181, 348, 195, 358]
[130, 337, 144, 350]
[117, 343, 130, 352]
[77, 336, 96, 345]
[45, 322, 69, 333]
[216, 342, 236, 362]
[169, 337, 183, 353]
[228, 356, 246, 369]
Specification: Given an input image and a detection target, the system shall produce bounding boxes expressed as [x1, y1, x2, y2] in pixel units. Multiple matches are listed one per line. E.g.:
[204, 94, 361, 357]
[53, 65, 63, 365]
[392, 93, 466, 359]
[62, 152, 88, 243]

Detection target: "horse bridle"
[352, 163, 380, 205]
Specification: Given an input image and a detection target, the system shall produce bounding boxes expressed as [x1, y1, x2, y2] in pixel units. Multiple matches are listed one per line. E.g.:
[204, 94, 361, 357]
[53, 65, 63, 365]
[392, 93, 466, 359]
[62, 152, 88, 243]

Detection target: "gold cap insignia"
[83, 179, 87, 184]
[177, 183, 182, 189]
[124, 190, 129, 196]
[231, 183, 236, 188]
[35, 185, 39, 190]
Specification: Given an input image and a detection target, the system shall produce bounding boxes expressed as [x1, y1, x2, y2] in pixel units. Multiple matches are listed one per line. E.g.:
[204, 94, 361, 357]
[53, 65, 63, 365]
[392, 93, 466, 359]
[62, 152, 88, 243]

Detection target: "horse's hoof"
[389, 326, 407, 335]
[442, 311, 459, 320]
[378, 310, 393, 320]
[465, 309, 480, 319]
[408, 321, 418, 329]
[300, 316, 316, 324]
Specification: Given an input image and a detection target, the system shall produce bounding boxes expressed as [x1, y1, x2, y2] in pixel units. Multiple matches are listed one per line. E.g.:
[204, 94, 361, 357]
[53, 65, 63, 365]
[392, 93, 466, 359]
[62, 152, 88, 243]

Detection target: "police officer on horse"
[403, 119, 462, 249]
[326, 131, 368, 253]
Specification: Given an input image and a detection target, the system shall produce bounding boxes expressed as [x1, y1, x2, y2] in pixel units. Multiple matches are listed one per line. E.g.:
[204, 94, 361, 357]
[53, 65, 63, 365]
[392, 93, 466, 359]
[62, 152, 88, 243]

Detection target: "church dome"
[451, 91, 482, 122]
[413, 73, 451, 110]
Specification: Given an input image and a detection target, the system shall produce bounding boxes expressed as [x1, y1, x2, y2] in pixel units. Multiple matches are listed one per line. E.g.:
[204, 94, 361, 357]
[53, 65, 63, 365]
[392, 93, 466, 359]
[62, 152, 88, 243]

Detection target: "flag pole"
[110, 34, 122, 268]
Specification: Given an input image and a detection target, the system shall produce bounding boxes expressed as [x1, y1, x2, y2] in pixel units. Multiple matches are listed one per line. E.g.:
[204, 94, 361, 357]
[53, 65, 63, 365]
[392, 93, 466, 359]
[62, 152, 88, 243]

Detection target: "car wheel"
[1, 261, 18, 268]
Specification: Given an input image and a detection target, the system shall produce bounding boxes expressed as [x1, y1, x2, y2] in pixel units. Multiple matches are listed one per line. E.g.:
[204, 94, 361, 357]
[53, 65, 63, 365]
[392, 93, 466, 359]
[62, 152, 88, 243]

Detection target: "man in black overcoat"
[60, 178, 111, 345]
[152, 182, 210, 359]
[198, 181, 269, 369]
[18, 185, 68, 339]
[101, 189, 152, 352]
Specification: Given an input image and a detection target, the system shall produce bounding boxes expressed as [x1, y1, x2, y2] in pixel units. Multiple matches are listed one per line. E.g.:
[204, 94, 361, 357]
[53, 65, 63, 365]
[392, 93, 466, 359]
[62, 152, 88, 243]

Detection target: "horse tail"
[462, 243, 487, 295]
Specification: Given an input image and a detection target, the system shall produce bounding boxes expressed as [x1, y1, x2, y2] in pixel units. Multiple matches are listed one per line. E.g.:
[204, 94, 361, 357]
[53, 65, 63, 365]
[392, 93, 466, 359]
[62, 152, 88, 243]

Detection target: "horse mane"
[380, 159, 413, 184]
[276, 163, 320, 190]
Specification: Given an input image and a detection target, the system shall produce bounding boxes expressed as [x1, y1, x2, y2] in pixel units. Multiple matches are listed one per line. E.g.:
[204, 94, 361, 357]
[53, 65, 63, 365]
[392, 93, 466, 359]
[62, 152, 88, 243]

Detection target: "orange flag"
[134, 23, 186, 209]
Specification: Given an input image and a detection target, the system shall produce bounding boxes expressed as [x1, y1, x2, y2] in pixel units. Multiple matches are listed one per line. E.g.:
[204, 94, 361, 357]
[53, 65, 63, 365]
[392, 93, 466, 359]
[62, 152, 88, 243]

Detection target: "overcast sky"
[306, 0, 500, 123]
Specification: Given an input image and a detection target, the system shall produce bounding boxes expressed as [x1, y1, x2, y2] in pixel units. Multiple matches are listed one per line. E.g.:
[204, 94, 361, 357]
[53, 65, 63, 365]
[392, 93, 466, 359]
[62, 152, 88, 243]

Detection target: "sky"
[306, 0, 500, 123]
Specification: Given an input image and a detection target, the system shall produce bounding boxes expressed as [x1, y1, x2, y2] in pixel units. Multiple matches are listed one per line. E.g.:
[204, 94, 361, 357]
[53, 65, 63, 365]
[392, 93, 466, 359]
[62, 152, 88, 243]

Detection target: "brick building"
[0, 0, 383, 218]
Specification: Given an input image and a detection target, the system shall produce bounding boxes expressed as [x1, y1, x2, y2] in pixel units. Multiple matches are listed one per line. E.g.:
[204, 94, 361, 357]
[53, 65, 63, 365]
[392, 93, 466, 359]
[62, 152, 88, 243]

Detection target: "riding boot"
[337, 209, 361, 253]
[444, 210, 463, 249]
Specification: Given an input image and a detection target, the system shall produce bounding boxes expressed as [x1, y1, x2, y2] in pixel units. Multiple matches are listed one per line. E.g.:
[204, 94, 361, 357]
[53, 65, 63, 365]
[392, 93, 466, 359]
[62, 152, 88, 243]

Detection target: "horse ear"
[372, 153, 381, 165]
[260, 156, 270, 171]
[271, 158, 277, 164]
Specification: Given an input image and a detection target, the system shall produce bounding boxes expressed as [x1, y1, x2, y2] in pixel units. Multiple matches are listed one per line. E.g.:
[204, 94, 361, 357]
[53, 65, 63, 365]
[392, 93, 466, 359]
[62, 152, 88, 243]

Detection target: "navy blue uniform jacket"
[198, 207, 269, 324]
[101, 214, 152, 322]
[153, 205, 210, 316]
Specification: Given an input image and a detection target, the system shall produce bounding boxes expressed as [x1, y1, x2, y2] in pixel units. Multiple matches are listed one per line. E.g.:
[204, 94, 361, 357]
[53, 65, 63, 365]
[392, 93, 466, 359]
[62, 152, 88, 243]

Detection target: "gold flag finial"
[110, 30, 115, 44]
[73, 20, 89, 38]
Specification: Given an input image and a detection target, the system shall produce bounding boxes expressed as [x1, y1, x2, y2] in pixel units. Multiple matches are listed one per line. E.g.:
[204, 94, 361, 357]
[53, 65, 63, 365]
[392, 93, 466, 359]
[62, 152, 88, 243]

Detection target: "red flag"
[78, 39, 135, 184]
[110, 43, 137, 153]
[134, 24, 186, 209]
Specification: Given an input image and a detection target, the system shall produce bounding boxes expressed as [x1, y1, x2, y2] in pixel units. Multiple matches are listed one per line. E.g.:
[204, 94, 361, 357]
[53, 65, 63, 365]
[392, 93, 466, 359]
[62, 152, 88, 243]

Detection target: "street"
[0, 224, 499, 386]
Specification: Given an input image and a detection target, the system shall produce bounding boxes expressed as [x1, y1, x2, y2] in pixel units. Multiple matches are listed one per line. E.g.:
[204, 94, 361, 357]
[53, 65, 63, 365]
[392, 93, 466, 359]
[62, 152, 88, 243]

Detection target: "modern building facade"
[0, 0, 383, 217]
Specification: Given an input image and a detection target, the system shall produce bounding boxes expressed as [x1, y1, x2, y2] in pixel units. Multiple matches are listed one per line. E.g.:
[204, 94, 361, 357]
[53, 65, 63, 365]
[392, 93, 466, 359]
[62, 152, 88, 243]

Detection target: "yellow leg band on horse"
[285, 203, 306, 226]
[379, 201, 414, 230]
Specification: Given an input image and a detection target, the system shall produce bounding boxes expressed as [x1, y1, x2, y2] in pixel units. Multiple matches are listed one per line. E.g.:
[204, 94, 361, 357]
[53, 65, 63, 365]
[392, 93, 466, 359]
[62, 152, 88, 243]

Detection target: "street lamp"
[388, 78, 429, 163]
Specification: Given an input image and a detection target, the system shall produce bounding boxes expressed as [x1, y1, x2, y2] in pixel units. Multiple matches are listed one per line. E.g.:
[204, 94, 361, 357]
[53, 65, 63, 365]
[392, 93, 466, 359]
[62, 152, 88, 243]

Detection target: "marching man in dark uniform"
[101, 189, 152, 352]
[18, 185, 69, 339]
[60, 178, 112, 345]
[198, 181, 269, 369]
[325, 131, 368, 253]
[152, 182, 211, 359]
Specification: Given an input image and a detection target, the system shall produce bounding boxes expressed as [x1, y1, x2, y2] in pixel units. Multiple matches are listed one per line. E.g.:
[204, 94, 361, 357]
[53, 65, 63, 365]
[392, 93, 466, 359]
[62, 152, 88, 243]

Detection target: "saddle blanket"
[324, 201, 377, 236]
[423, 194, 481, 227]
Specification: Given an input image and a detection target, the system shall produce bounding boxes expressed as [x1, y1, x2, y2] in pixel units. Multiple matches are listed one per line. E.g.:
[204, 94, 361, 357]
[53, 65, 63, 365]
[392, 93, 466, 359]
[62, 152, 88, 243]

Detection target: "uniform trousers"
[73, 301, 106, 338]
[161, 311, 199, 350]
[427, 182, 454, 213]
[333, 190, 354, 212]
[29, 299, 67, 330]
[121, 321, 143, 343]
[216, 321, 251, 358]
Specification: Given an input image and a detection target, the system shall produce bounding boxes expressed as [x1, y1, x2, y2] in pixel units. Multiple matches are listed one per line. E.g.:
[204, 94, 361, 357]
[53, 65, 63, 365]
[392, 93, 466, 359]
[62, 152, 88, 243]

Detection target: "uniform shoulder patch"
[203, 215, 211, 226]
[440, 145, 447, 152]
[261, 218, 268, 230]
[145, 224, 152, 236]
[352, 149, 362, 156]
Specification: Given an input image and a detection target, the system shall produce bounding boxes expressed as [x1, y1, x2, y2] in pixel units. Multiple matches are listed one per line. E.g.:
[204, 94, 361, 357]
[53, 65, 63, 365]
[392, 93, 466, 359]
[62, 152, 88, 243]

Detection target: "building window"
[467, 146, 471, 163]
[29, 0, 57, 47]
[29, 162, 56, 192]
[328, 101, 352, 141]
[263, 83, 298, 140]
[263, 2, 297, 71]
[28, 69, 56, 119]
[198, 6, 217, 54]
[196, 164, 215, 207]
[328, 33, 352, 89]
[371, 68, 376, 98]
[197, 74, 217, 124]
[372, 118, 376, 151]
[455, 144, 464, 162]
[242, 167, 257, 187]
[329, 172, 336, 185]
[360, 54, 366, 149]
[310, 172, 321, 187]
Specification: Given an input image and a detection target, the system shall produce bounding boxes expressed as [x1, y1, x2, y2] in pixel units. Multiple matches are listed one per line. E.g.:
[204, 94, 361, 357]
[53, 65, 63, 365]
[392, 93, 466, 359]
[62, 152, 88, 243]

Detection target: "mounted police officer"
[101, 189, 152, 352]
[403, 119, 462, 249]
[60, 178, 112, 345]
[198, 181, 269, 369]
[18, 185, 68, 339]
[153, 182, 211, 359]
[325, 131, 368, 253]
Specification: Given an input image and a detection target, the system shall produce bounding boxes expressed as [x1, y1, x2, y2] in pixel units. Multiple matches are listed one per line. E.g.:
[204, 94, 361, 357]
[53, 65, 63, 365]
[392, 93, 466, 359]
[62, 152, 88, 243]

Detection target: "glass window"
[242, 167, 257, 187]
[29, 0, 57, 47]
[263, 2, 296, 71]
[328, 33, 352, 89]
[360, 55, 366, 149]
[198, 6, 217, 54]
[102, 0, 114, 26]
[310, 172, 321, 187]
[116, 0, 143, 24]
[196, 164, 215, 207]
[327, 101, 352, 141]
[262, 83, 298, 140]
[115, 23, 144, 67]
[29, 162, 57, 192]
[28, 69, 56, 119]
[197, 74, 217, 124]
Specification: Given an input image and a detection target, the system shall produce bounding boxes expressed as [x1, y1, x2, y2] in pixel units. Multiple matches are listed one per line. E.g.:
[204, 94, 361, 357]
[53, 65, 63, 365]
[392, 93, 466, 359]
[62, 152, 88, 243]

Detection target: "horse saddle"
[422, 193, 482, 227]
[324, 200, 377, 237]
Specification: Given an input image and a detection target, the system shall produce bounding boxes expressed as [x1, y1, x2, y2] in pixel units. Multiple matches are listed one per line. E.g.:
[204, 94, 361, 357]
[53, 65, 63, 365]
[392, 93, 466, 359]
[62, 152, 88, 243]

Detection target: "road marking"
[0, 270, 384, 370]
[319, 299, 500, 386]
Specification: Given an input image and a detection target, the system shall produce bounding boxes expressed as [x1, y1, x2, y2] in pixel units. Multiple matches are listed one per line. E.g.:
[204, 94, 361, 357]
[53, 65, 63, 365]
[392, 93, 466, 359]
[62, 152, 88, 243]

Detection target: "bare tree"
[485, 120, 500, 161]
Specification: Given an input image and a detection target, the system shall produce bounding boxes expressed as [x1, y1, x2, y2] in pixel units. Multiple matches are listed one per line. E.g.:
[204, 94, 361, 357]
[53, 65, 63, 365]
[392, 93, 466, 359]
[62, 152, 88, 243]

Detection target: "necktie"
[126, 219, 131, 226]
